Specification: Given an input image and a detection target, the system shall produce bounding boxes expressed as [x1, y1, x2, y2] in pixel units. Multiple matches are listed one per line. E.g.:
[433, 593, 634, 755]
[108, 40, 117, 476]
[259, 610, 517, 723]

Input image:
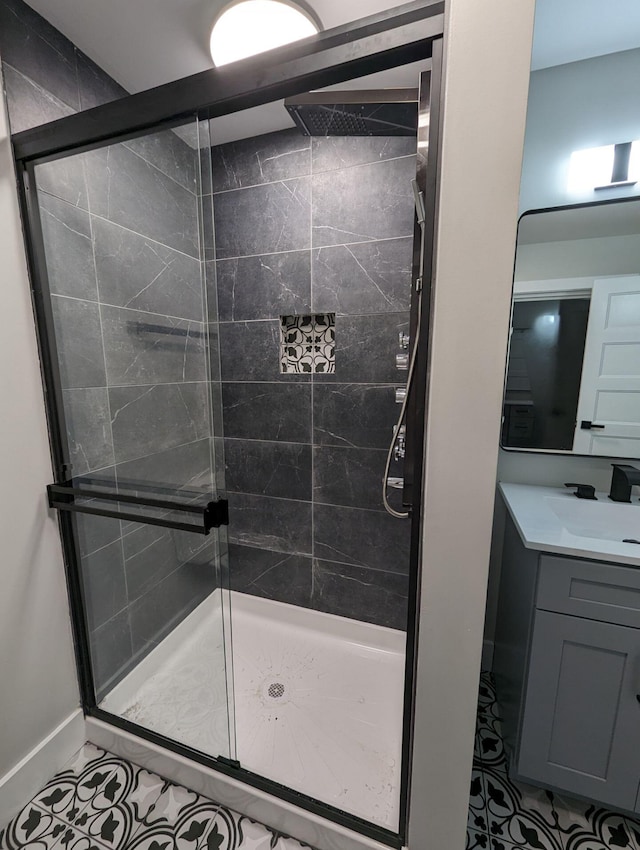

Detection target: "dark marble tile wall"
[0, 0, 217, 698]
[209, 127, 416, 631]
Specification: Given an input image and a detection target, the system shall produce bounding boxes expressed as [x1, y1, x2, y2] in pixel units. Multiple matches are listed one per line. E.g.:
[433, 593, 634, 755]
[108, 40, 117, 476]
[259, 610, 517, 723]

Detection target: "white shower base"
[100, 591, 405, 830]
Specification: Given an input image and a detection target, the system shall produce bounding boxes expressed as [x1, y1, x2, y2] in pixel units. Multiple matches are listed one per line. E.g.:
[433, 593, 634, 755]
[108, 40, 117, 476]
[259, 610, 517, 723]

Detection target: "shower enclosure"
[12, 3, 444, 847]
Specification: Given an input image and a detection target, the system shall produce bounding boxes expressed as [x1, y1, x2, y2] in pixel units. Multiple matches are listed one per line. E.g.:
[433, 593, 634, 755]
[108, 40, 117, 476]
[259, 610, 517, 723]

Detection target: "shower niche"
[280, 313, 335, 374]
[13, 10, 441, 844]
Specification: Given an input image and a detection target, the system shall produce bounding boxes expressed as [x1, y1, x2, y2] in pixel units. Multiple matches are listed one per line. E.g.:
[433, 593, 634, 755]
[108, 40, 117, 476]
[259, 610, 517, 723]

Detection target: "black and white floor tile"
[0, 745, 311, 850]
[7, 680, 640, 850]
[469, 673, 640, 850]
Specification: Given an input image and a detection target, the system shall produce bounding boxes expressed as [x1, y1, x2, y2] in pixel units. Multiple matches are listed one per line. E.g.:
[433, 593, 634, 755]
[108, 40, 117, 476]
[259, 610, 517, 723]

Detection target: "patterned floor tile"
[212, 812, 311, 850]
[0, 804, 89, 850]
[489, 838, 527, 850]
[126, 780, 222, 850]
[468, 829, 490, 850]
[483, 767, 563, 850]
[477, 672, 496, 707]
[475, 676, 507, 772]
[72, 759, 166, 850]
[551, 797, 640, 850]
[473, 674, 640, 850]
[27, 745, 118, 827]
[470, 768, 488, 834]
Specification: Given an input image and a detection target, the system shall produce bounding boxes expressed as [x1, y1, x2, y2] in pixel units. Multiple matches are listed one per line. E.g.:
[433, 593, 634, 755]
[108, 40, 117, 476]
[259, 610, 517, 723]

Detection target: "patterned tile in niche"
[280, 314, 335, 374]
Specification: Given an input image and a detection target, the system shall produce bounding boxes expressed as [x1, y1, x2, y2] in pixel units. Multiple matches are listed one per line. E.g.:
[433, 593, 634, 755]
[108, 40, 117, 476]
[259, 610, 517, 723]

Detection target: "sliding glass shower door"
[17, 11, 442, 835]
[32, 117, 235, 761]
[198, 67, 431, 832]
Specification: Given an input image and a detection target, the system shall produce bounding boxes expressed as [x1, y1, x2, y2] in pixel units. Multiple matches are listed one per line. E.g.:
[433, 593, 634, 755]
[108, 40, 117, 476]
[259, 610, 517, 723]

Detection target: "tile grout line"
[86, 157, 135, 673]
[37, 186, 202, 263]
[215, 232, 414, 263]
[50, 291, 207, 327]
[210, 152, 417, 197]
[218, 310, 410, 324]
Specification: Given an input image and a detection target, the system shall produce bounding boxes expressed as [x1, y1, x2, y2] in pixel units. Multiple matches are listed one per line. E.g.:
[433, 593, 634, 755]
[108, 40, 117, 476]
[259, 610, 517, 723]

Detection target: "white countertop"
[498, 482, 640, 567]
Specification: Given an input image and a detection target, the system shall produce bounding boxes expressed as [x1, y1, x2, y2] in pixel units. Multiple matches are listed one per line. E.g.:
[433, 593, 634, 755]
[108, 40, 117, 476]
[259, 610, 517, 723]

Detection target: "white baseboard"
[0, 709, 86, 830]
[481, 639, 494, 671]
[86, 717, 392, 850]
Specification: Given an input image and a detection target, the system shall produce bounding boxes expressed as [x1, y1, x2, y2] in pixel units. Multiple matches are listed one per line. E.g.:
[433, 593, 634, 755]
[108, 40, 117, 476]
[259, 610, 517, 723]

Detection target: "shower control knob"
[386, 477, 404, 489]
[393, 441, 406, 462]
[393, 424, 406, 461]
[398, 332, 410, 350]
[396, 353, 409, 371]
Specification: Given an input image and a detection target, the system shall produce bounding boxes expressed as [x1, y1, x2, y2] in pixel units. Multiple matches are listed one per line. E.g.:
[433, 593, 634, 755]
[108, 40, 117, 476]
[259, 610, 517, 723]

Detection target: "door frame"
[11, 2, 445, 846]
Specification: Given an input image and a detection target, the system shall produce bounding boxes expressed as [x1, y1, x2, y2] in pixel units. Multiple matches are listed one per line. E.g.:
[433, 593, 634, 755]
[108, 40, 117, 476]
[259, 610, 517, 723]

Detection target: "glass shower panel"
[206, 75, 420, 828]
[33, 117, 234, 760]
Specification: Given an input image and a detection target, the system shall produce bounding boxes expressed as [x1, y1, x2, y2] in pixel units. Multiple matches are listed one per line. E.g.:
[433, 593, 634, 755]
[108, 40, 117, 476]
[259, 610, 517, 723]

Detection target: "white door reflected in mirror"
[573, 276, 640, 456]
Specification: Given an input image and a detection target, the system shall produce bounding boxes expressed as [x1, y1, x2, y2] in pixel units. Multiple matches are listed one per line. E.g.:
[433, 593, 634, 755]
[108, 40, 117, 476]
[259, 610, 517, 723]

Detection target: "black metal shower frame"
[11, 1, 445, 846]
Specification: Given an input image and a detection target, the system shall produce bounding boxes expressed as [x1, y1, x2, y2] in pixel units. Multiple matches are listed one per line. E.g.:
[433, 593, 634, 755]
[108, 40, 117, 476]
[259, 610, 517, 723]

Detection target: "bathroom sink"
[544, 496, 640, 543]
[498, 483, 640, 567]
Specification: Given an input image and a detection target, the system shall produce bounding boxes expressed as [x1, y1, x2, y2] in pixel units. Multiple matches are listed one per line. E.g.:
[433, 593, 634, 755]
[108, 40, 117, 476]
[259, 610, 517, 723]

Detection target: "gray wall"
[0, 0, 217, 698]
[0, 36, 81, 807]
[488, 46, 640, 654]
[520, 47, 640, 214]
[208, 129, 415, 630]
[498, 45, 640, 492]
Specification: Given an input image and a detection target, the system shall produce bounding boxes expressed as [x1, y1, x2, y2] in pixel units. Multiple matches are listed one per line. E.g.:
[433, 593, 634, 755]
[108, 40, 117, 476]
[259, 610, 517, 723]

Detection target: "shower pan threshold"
[100, 589, 406, 830]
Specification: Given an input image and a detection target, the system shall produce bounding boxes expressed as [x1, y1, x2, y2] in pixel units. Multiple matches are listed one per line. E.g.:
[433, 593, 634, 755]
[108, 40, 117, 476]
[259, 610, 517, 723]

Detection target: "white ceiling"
[25, 0, 402, 94]
[22, 0, 640, 97]
[530, 0, 640, 71]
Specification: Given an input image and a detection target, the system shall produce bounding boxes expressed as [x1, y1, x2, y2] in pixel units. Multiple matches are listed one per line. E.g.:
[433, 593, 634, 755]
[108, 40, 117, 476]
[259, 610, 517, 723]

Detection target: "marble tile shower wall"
[0, 0, 217, 698]
[208, 128, 416, 630]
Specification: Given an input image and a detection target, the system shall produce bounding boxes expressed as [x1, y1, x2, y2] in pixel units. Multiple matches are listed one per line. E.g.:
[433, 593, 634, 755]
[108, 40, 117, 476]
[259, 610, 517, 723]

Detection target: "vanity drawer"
[537, 555, 640, 628]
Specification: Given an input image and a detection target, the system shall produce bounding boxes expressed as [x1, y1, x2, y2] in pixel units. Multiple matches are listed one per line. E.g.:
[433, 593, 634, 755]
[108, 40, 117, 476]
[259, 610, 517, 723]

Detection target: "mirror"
[502, 197, 640, 458]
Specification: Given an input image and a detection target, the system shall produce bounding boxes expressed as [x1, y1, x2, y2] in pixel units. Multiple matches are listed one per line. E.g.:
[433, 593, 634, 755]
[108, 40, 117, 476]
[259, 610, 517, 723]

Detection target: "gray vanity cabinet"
[494, 515, 640, 814]
[519, 611, 640, 810]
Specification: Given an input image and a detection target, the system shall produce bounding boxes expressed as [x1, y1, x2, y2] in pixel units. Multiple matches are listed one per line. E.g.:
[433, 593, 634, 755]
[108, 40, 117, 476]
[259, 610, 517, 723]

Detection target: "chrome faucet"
[609, 464, 640, 503]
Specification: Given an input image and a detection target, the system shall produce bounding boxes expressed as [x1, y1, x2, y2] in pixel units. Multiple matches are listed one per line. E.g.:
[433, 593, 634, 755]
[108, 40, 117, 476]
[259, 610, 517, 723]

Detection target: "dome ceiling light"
[210, 0, 321, 67]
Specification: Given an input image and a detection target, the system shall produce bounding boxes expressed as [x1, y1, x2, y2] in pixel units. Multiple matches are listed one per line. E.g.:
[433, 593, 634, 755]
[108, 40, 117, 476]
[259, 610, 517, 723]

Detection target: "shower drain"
[268, 682, 285, 699]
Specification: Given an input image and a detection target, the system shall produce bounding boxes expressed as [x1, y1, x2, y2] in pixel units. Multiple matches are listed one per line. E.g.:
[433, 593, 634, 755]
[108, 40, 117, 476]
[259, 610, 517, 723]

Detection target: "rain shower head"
[284, 89, 418, 136]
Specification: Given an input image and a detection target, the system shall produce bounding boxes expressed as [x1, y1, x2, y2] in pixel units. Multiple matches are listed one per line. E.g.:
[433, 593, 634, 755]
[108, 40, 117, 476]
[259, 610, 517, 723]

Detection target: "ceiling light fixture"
[210, 0, 321, 67]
